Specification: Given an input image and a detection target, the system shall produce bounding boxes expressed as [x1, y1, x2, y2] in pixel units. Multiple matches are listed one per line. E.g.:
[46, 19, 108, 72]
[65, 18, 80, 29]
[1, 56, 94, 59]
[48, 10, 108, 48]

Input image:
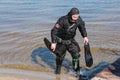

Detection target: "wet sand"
[0, 46, 120, 80]
[0, 0, 120, 80]
[0, 68, 77, 80]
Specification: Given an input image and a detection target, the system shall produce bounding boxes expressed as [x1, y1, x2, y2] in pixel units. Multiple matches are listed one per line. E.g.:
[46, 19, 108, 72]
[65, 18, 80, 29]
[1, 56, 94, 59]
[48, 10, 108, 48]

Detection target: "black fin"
[84, 43, 93, 67]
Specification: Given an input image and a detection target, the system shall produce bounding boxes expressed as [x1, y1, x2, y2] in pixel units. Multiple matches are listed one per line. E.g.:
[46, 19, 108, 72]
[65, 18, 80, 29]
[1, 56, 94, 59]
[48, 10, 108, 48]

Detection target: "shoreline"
[0, 68, 77, 80]
[0, 47, 119, 80]
[0, 47, 119, 70]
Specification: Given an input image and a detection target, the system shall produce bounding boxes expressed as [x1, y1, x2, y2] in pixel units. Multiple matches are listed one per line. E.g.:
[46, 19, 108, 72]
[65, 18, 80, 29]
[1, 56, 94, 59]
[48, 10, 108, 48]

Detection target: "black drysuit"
[51, 8, 87, 74]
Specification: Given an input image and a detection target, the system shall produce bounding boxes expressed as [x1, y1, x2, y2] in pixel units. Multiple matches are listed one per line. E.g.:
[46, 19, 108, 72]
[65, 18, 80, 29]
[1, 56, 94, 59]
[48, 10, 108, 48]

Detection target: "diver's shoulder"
[59, 15, 68, 20]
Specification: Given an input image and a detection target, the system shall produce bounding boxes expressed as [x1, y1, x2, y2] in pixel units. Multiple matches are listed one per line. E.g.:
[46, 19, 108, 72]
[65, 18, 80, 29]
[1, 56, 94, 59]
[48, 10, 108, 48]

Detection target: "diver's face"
[72, 14, 79, 20]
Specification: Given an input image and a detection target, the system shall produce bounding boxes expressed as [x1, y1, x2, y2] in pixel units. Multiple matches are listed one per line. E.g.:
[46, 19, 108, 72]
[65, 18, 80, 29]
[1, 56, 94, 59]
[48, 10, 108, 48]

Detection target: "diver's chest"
[62, 22, 77, 31]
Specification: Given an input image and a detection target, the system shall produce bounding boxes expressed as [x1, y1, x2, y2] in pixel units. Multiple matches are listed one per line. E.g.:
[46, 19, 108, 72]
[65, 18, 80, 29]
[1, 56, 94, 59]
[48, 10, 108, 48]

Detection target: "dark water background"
[0, 0, 120, 79]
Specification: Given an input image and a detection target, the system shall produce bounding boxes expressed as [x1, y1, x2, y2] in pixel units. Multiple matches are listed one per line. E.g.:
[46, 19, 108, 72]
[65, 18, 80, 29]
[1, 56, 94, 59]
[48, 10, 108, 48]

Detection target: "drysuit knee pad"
[73, 53, 80, 59]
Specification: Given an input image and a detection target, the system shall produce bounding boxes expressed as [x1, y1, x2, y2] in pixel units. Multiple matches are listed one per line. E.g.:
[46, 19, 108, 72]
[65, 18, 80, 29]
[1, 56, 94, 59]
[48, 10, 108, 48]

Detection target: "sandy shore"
[0, 68, 77, 80]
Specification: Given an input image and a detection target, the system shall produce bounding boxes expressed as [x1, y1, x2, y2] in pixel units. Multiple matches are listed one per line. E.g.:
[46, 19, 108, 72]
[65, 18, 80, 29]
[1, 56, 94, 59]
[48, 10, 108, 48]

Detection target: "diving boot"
[55, 65, 61, 74]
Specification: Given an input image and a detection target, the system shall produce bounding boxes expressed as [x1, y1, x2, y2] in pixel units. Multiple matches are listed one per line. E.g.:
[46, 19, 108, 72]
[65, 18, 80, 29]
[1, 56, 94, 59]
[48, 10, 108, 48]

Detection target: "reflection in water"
[31, 47, 56, 69]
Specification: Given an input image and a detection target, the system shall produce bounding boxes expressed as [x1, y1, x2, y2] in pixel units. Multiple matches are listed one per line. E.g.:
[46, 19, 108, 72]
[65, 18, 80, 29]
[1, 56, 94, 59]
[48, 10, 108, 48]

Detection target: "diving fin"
[44, 37, 52, 52]
[44, 37, 57, 54]
[84, 43, 93, 67]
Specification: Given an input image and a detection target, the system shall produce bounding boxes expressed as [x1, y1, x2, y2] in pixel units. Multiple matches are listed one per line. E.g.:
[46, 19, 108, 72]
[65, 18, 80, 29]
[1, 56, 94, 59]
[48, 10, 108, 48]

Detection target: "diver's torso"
[57, 16, 79, 40]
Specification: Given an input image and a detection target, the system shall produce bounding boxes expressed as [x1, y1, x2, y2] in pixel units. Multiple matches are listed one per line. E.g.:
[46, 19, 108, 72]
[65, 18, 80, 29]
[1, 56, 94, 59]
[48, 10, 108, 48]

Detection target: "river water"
[0, 0, 120, 79]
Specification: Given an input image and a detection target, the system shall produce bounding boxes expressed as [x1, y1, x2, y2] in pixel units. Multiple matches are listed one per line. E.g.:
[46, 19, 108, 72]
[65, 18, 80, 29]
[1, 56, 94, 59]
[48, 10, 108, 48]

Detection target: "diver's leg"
[54, 43, 66, 74]
[67, 40, 81, 75]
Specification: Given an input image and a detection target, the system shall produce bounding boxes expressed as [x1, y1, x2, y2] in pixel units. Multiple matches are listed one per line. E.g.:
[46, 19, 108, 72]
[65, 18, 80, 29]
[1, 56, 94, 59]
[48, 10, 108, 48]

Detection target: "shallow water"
[0, 0, 120, 79]
[0, 0, 120, 50]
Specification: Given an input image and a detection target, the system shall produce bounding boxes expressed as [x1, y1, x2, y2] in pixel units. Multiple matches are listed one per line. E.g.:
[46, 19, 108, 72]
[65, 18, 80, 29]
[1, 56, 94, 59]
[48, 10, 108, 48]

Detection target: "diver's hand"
[84, 37, 89, 44]
[51, 43, 56, 51]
